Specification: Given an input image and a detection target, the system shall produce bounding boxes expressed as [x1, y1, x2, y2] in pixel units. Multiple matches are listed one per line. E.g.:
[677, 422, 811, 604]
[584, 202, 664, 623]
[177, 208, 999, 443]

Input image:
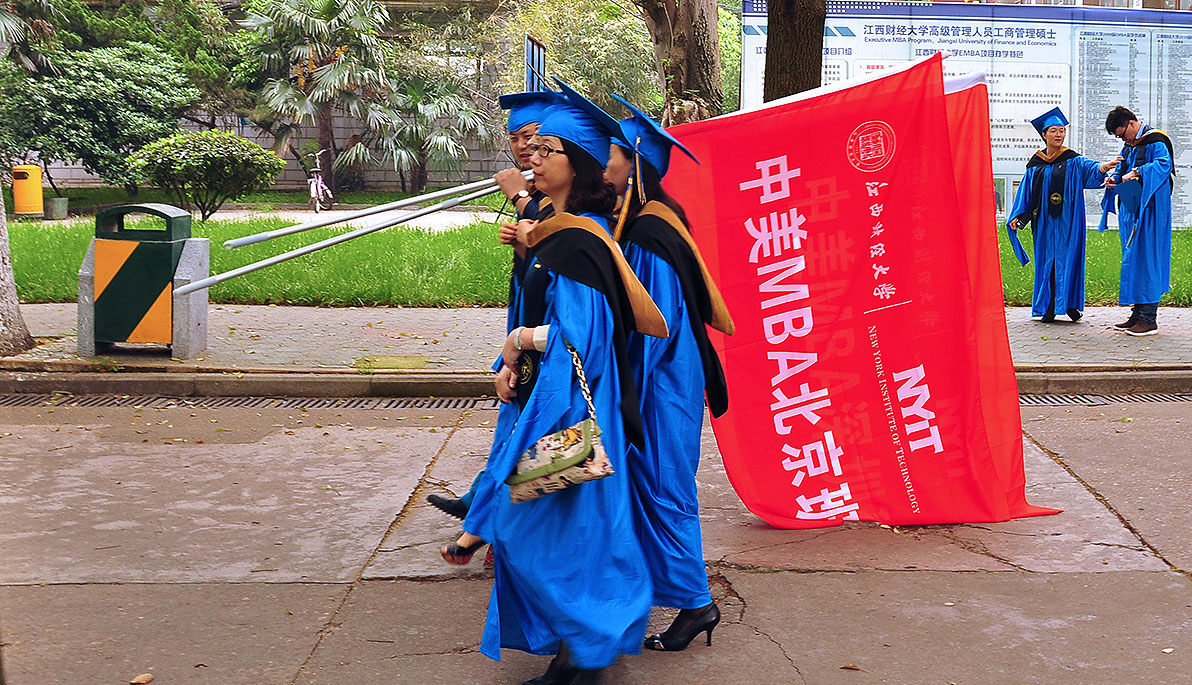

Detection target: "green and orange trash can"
[77, 204, 209, 359]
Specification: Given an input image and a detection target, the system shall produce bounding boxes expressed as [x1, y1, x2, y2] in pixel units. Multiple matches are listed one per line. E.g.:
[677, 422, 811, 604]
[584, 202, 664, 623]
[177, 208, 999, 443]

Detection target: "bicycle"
[306, 149, 336, 213]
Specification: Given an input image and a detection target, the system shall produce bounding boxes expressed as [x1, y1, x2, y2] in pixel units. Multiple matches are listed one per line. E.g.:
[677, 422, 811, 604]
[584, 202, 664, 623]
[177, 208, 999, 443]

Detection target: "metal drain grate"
[1020, 393, 1192, 406]
[1019, 394, 1107, 406]
[2, 392, 1186, 411]
[0, 394, 498, 411]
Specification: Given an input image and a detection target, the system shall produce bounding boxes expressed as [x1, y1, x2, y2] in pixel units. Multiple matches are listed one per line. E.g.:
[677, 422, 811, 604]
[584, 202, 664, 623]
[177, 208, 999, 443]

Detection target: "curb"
[0, 358, 475, 376]
[0, 371, 494, 398]
[1014, 370, 1192, 395]
[3, 367, 1192, 399]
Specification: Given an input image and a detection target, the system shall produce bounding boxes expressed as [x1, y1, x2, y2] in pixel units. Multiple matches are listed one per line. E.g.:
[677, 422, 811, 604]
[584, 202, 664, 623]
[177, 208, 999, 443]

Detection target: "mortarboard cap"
[499, 90, 562, 133]
[535, 79, 628, 167]
[610, 94, 699, 177]
[1030, 107, 1069, 138]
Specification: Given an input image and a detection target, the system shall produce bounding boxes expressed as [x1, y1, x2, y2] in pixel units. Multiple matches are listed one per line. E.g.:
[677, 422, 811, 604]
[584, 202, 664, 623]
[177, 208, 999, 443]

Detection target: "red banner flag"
[943, 74, 1052, 518]
[665, 55, 1059, 528]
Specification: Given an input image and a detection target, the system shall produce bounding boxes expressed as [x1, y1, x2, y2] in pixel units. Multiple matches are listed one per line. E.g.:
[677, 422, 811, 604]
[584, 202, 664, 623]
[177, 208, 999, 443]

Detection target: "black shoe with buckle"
[644, 603, 720, 652]
[1125, 320, 1158, 337]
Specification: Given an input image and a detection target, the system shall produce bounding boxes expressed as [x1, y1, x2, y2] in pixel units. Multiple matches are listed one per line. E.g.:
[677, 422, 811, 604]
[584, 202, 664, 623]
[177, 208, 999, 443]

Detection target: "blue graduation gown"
[622, 243, 713, 610]
[1103, 131, 1174, 305]
[1006, 152, 1104, 317]
[504, 191, 546, 334]
[465, 193, 550, 510]
[464, 217, 651, 670]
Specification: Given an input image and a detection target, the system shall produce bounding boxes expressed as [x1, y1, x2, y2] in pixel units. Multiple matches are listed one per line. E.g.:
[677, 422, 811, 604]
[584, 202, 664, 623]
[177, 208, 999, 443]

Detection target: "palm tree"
[242, 0, 491, 193]
[1, 0, 58, 74]
[241, 0, 396, 191]
[387, 77, 487, 194]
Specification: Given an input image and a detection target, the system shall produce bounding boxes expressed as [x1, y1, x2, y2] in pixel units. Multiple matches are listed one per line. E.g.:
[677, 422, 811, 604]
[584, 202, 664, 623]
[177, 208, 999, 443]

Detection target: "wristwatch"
[509, 188, 530, 203]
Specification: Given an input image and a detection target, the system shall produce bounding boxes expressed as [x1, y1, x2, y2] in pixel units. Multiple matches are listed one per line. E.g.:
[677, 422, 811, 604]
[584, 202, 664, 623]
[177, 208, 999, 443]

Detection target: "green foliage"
[719, 4, 743, 113]
[0, 43, 200, 185]
[11, 0, 246, 118]
[491, 0, 662, 117]
[128, 130, 287, 221]
[998, 227, 1192, 307]
[1, 182, 503, 211]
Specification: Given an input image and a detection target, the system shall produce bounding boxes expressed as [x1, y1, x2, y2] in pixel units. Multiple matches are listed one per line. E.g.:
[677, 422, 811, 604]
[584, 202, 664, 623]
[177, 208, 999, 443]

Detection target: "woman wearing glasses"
[604, 97, 734, 654]
[1006, 107, 1120, 324]
[443, 81, 668, 684]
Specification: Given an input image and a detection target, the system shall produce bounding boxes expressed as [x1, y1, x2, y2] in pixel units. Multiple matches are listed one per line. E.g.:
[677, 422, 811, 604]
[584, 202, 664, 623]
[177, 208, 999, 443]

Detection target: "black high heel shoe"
[439, 535, 486, 565]
[643, 602, 720, 652]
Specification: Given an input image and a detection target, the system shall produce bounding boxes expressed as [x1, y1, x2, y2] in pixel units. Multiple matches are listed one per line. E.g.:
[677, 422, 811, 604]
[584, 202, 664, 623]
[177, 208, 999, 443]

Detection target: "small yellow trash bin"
[12, 165, 44, 216]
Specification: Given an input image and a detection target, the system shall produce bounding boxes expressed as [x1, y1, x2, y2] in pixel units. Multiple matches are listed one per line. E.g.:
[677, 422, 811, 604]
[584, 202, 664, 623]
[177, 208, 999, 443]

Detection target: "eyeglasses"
[529, 142, 567, 159]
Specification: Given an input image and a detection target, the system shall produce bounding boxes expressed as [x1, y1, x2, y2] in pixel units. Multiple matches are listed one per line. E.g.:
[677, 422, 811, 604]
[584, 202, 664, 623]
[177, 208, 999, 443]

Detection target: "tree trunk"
[316, 102, 337, 193]
[411, 155, 428, 194]
[764, 0, 826, 101]
[43, 165, 62, 198]
[0, 191, 35, 357]
[634, 0, 724, 125]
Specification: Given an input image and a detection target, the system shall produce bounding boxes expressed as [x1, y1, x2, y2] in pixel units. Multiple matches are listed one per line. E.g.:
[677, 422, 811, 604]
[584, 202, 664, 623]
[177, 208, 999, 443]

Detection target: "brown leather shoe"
[1125, 320, 1158, 337]
[1113, 316, 1138, 329]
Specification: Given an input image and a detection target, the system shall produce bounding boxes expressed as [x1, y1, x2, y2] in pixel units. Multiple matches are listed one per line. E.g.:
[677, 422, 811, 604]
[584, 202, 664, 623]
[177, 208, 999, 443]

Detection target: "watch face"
[517, 189, 530, 198]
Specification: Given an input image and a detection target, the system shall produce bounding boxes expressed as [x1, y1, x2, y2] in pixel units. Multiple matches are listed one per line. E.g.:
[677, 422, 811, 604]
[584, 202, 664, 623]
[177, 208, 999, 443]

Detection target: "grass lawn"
[9, 215, 513, 307]
[7, 208, 1191, 308]
[998, 225, 1192, 307]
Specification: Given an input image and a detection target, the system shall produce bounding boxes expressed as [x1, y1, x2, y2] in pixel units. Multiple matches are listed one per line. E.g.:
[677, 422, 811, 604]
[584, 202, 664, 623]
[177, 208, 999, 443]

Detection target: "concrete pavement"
[4, 303, 1192, 397]
[2, 399, 1190, 683]
[4, 265, 1192, 682]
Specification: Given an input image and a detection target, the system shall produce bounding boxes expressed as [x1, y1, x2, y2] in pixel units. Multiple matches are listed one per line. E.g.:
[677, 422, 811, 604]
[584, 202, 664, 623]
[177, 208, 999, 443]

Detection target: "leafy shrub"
[129, 130, 287, 220]
[0, 43, 200, 187]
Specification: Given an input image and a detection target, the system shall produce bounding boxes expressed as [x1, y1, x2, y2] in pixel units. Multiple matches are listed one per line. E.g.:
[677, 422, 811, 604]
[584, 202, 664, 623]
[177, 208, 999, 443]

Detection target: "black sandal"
[439, 535, 486, 565]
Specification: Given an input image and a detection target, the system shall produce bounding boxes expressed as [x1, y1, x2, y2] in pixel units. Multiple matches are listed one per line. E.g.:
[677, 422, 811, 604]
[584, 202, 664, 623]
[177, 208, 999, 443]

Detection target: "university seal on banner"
[846, 120, 897, 173]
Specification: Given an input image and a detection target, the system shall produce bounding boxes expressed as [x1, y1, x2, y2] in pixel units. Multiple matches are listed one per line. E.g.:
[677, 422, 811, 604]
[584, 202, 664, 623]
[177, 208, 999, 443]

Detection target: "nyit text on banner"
[741, 0, 1192, 227]
[665, 55, 1059, 528]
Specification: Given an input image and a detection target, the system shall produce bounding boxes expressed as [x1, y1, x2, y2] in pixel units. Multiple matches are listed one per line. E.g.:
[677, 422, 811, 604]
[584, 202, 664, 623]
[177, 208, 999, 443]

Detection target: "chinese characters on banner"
[664, 54, 1059, 528]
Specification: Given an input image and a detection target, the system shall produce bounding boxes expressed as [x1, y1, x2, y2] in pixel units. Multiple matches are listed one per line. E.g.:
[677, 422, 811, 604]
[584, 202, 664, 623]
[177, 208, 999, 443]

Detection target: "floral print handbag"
[505, 340, 615, 503]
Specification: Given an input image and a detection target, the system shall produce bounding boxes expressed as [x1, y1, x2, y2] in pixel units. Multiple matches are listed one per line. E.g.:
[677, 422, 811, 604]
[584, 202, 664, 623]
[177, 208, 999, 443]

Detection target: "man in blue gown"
[1007, 108, 1117, 323]
[1100, 106, 1175, 337]
[428, 89, 561, 521]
